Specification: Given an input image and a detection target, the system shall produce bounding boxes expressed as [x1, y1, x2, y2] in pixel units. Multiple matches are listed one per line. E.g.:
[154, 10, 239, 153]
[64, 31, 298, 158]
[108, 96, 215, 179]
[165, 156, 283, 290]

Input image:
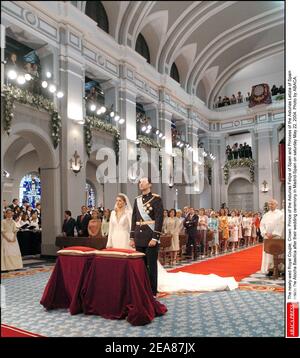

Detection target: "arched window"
[135, 33, 150, 63]
[170, 62, 180, 83]
[85, 1, 109, 34]
[86, 182, 96, 208]
[19, 173, 41, 208]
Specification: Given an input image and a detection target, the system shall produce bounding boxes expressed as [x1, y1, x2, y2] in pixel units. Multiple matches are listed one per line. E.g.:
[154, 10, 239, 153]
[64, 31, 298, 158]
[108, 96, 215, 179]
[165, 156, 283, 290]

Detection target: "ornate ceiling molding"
[189, 8, 284, 94]
[207, 42, 284, 108]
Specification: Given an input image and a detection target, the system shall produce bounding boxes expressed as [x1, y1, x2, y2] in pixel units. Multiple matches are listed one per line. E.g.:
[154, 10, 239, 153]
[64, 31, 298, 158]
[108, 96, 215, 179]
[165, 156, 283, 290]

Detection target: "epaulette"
[137, 194, 143, 198]
[152, 193, 160, 197]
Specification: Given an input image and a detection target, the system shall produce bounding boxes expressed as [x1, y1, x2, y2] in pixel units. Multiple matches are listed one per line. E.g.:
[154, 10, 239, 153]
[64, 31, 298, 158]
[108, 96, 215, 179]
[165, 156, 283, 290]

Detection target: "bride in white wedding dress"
[107, 194, 238, 292]
[106, 194, 132, 250]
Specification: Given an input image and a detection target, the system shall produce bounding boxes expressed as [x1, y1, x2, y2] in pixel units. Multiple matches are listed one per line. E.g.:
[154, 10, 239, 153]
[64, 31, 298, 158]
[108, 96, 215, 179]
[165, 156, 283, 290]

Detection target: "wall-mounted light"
[3, 170, 10, 178]
[69, 150, 83, 175]
[261, 180, 269, 193]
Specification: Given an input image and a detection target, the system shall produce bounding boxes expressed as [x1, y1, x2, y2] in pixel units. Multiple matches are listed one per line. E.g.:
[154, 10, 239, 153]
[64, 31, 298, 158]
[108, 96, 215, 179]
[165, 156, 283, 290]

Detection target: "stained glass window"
[86, 182, 96, 208]
[19, 173, 41, 208]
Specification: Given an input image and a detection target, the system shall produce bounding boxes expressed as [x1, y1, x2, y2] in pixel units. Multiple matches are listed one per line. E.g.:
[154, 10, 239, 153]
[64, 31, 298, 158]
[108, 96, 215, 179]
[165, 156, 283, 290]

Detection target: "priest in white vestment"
[260, 199, 284, 274]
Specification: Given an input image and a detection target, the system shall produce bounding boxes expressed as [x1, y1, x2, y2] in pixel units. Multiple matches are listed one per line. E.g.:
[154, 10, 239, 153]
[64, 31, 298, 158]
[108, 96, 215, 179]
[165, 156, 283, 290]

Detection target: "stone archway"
[228, 177, 253, 211]
[2, 124, 61, 255]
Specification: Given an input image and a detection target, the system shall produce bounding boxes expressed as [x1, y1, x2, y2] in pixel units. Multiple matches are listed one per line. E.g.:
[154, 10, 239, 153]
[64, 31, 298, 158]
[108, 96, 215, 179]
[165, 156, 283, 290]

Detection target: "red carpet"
[170, 245, 263, 282]
[1, 324, 43, 337]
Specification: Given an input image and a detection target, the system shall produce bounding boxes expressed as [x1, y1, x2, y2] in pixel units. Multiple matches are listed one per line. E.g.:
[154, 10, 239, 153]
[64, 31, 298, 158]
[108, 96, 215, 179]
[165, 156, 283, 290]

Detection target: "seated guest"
[62, 210, 76, 237]
[29, 212, 40, 230]
[230, 94, 237, 104]
[237, 91, 243, 103]
[76, 205, 91, 237]
[88, 209, 102, 238]
[1, 208, 23, 271]
[101, 209, 110, 237]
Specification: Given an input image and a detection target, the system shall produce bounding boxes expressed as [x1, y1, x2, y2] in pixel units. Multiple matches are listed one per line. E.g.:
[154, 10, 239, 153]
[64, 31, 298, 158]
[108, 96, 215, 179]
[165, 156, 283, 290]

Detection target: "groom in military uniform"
[130, 177, 163, 296]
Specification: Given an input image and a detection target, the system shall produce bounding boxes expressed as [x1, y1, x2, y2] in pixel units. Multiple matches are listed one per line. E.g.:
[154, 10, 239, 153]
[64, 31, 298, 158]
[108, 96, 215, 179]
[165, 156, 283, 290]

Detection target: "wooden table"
[55, 236, 108, 250]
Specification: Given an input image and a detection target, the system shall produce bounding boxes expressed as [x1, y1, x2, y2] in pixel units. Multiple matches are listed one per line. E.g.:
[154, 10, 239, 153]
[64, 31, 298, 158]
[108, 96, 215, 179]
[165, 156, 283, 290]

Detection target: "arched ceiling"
[80, 1, 284, 107]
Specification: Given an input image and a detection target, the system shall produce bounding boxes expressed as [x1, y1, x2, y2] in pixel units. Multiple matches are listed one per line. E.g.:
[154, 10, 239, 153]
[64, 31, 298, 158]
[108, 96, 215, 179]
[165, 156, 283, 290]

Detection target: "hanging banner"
[248, 83, 272, 107]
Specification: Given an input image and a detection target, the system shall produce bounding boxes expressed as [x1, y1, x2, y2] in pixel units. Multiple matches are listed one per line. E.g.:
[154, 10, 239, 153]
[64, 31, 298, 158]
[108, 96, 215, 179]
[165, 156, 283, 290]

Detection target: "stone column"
[256, 126, 274, 210]
[118, 84, 139, 204]
[251, 129, 259, 211]
[209, 135, 222, 210]
[58, 29, 87, 221]
[271, 124, 281, 204]
[158, 91, 174, 209]
[101, 80, 121, 208]
[144, 104, 161, 196]
[188, 121, 201, 209]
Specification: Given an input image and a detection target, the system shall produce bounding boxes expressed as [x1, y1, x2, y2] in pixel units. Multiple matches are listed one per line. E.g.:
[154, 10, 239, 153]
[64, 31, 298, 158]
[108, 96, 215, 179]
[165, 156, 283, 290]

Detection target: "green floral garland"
[2, 84, 61, 149]
[137, 135, 161, 149]
[223, 158, 255, 184]
[204, 158, 213, 185]
[85, 116, 120, 164]
[84, 116, 93, 157]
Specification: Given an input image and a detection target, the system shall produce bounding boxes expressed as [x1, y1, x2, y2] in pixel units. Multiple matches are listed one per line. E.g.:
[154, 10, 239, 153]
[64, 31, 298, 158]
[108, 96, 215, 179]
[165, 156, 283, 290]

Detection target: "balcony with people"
[213, 84, 285, 111]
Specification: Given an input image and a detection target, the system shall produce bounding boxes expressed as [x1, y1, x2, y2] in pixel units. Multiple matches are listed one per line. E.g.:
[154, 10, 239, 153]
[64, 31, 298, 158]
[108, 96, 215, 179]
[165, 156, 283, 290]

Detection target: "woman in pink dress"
[87, 209, 102, 238]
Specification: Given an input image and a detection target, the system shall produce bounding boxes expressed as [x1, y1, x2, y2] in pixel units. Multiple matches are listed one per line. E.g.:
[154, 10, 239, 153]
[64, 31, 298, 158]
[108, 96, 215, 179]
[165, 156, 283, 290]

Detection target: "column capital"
[101, 79, 120, 91]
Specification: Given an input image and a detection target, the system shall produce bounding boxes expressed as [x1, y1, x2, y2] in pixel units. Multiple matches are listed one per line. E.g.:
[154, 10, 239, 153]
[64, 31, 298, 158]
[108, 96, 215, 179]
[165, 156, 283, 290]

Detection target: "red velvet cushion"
[102, 248, 137, 254]
[57, 246, 99, 256]
[95, 248, 145, 258]
[61, 246, 96, 252]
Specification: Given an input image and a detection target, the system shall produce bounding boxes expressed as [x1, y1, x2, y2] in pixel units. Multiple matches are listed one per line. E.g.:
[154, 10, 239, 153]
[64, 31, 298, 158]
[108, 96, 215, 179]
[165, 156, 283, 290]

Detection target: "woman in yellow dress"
[218, 208, 229, 252]
[1, 209, 23, 271]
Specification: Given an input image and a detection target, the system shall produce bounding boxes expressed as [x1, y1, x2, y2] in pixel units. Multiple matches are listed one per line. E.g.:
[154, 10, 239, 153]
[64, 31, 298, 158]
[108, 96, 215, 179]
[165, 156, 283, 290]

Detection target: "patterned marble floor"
[1, 268, 284, 337]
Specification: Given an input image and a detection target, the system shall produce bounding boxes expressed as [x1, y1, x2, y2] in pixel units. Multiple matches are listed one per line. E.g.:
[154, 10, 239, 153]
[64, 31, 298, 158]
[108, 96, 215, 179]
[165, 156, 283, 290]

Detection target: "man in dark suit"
[130, 177, 164, 297]
[184, 207, 199, 260]
[9, 198, 20, 212]
[76, 205, 91, 237]
[62, 210, 76, 237]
